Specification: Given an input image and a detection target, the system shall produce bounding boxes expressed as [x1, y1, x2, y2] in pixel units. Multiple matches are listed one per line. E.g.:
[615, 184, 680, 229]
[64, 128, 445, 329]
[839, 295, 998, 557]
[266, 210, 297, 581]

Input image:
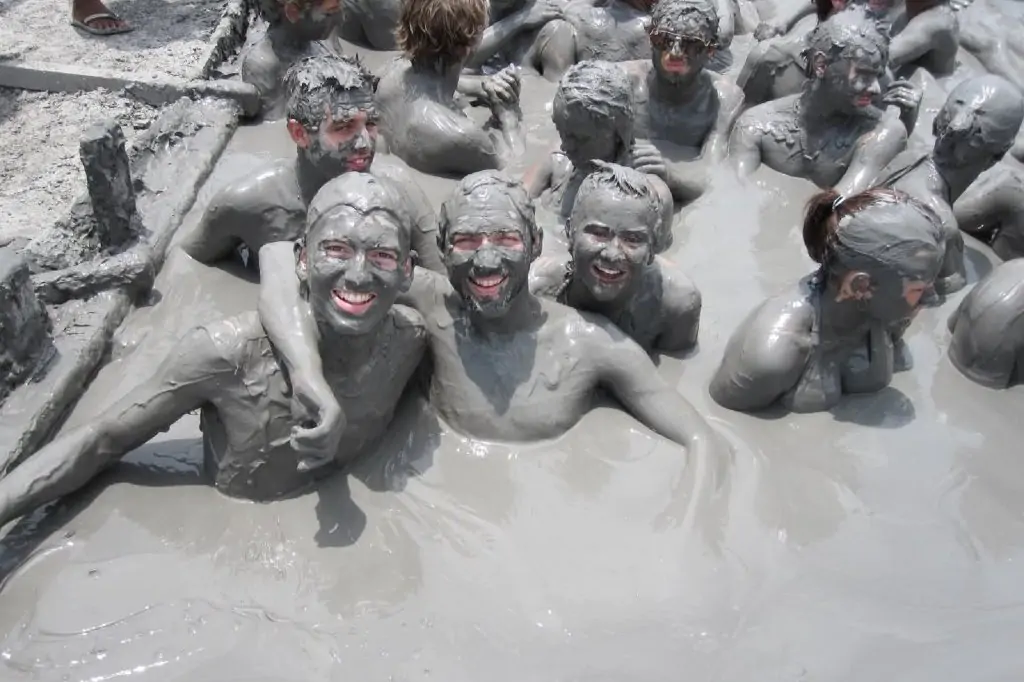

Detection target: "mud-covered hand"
[482, 65, 522, 107]
[630, 140, 668, 179]
[882, 79, 922, 116]
[522, 0, 564, 28]
[288, 374, 346, 472]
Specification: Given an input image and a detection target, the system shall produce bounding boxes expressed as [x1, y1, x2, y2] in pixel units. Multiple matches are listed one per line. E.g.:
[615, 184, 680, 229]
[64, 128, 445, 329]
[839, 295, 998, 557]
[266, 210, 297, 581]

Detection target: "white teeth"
[471, 275, 506, 288]
[337, 290, 375, 304]
[595, 264, 624, 277]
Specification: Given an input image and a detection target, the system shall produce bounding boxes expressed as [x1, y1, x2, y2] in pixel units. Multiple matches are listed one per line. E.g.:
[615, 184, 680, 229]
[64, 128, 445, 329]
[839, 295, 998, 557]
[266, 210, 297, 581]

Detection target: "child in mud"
[729, 11, 908, 197]
[524, 60, 683, 250]
[0, 173, 428, 526]
[711, 188, 945, 413]
[530, 162, 703, 353]
[621, 0, 745, 163]
[179, 53, 445, 274]
[241, 0, 344, 111]
[376, 0, 525, 176]
[258, 171, 727, 465]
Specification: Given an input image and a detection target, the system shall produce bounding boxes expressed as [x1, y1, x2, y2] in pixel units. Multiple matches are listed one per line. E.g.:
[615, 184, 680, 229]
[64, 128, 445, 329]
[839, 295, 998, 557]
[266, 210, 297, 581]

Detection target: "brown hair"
[396, 0, 489, 64]
[802, 187, 905, 263]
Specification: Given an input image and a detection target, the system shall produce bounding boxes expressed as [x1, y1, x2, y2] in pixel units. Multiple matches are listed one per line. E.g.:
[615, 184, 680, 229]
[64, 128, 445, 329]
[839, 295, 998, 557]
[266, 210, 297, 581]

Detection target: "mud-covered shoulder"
[529, 255, 570, 298]
[389, 304, 429, 341]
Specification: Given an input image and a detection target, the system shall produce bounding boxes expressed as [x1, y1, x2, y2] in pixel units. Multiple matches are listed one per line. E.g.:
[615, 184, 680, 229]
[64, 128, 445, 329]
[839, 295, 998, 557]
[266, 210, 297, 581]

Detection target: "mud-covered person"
[879, 75, 1024, 296]
[462, 0, 567, 70]
[531, 162, 702, 353]
[241, 0, 343, 111]
[0, 174, 428, 529]
[888, 0, 959, 80]
[376, 0, 524, 176]
[260, 171, 727, 463]
[180, 54, 444, 274]
[621, 0, 744, 163]
[524, 60, 681, 249]
[729, 10, 907, 196]
[710, 188, 944, 413]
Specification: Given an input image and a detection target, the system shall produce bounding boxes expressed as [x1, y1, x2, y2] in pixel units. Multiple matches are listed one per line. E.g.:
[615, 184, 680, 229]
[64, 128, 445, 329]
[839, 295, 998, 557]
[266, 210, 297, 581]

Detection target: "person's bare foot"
[71, 0, 132, 35]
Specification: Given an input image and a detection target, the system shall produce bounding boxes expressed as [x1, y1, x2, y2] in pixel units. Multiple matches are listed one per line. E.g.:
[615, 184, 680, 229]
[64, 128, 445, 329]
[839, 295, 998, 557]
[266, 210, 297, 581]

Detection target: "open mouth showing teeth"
[592, 263, 627, 283]
[469, 274, 508, 298]
[855, 95, 873, 106]
[662, 57, 688, 70]
[332, 289, 377, 315]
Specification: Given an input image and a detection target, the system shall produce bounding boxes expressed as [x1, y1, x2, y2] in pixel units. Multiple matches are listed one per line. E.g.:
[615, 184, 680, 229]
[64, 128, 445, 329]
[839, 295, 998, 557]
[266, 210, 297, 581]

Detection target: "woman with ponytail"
[710, 186, 944, 413]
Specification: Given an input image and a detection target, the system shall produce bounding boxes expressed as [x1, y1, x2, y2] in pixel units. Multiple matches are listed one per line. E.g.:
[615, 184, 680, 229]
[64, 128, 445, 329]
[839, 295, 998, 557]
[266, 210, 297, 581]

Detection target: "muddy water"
[1, 43, 1024, 681]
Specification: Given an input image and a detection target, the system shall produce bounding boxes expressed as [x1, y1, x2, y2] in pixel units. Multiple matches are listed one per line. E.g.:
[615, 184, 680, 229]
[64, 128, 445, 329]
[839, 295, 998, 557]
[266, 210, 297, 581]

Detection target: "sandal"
[70, 0, 134, 36]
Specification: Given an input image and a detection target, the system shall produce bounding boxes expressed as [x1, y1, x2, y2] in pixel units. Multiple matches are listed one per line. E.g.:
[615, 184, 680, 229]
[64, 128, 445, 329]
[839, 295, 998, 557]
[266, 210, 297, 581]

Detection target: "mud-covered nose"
[472, 246, 504, 272]
[342, 254, 372, 287]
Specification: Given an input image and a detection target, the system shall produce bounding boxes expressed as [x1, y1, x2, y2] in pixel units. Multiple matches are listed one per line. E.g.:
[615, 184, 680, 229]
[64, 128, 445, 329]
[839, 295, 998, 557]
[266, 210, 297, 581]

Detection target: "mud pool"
[0, 40, 1023, 681]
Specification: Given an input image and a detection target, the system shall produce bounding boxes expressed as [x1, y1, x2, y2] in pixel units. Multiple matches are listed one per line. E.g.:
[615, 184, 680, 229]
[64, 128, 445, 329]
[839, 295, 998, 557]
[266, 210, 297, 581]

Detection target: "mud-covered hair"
[568, 161, 667, 247]
[650, 0, 720, 47]
[256, 0, 328, 25]
[803, 187, 944, 281]
[553, 60, 635, 157]
[804, 8, 888, 76]
[284, 53, 378, 131]
[437, 170, 541, 253]
[396, 0, 490, 64]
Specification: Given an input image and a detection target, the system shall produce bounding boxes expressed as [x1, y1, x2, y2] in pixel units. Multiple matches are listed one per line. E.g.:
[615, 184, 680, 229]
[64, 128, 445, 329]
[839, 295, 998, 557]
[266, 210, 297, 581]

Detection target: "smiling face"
[570, 191, 656, 302]
[302, 207, 411, 336]
[818, 52, 884, 116]
[933, 77, 1024, 170]
[552, 96, 620, 168]
[647, 1, 717, 83]
[442, 192, 538, 319]
[293, 93, 380, 177]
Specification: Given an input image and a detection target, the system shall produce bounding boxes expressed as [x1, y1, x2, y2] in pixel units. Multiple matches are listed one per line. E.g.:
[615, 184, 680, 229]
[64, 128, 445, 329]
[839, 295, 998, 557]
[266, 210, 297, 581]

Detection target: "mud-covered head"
[396, 0, 490, 66]
[933, 75, 1024, 170]
[804, 10, 889, 117]
[552, 61, 635, 168]
[299, 173, 415, 336]
[438, 171, 541, 318]
[803, 187, 944, 324]
[648, 0, 719, 81]
[814, 0, 895, 22]
[285, 53, 380, 176]
[256, 0, 341, 37]
[567, 162, 665, 302]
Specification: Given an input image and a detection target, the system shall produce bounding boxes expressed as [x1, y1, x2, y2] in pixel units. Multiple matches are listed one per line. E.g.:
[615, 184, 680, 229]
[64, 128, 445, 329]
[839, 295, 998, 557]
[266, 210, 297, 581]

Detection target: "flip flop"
[71, 12, 134, 35]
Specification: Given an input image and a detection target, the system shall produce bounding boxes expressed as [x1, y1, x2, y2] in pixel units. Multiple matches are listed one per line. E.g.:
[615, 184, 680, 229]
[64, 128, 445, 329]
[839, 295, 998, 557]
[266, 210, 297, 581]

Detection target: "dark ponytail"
[802, 187, 842, 264]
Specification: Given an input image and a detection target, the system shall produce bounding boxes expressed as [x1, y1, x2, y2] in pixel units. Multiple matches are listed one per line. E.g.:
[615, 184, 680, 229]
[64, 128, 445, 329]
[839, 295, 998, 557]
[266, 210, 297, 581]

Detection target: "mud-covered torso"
[223, 163, 307, 256]
[198, 310, 425, 499]
[565, 0, 652, 63]
[627, 64, 721, 149]
[541, 152, 585, 223]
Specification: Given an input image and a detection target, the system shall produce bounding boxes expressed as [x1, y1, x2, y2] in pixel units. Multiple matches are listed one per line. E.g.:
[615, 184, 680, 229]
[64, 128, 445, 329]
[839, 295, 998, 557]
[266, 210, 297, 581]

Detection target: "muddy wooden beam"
[0, 60, 261, 118]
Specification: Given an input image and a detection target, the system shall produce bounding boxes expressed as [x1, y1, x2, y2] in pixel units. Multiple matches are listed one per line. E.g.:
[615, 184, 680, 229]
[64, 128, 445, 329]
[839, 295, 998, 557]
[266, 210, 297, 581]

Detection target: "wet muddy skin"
[1, 37, 1024, 681]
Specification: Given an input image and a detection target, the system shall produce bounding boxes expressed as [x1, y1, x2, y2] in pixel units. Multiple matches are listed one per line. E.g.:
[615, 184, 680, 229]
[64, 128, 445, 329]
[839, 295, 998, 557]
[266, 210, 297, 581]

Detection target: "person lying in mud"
[463, 0, 566, 70]
[180, 54, 445, 274]
[619, 0, 744, 163]
[241, 0, 343, 111]
[739, 2, 920, 133]
[524, 60, 681, 248]
[377, 0, 524, 176]
[878, 75, 1024, 296]
[947, 259, 1024, 390]
[710, 188, 944, 413]
[259, 171, 725, 463]
[887, 0, 959, 80]
[954, 163, 1024, 262]
[0, 173, 427, 528]
[530, 162, 702, 352]
[729, 11, 908, 197]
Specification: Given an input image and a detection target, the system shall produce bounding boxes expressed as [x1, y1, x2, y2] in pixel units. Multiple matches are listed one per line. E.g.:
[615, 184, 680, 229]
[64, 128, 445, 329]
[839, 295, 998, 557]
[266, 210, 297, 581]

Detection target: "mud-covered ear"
[838, 271, 873, 301]
[283, 0, 302, 23]
[811, 52, 828, 79]
[399, 251, 415, 292]
[530, 225, 544, 261]
[295, 240, 309, 284]
[287, 119, 311, 148]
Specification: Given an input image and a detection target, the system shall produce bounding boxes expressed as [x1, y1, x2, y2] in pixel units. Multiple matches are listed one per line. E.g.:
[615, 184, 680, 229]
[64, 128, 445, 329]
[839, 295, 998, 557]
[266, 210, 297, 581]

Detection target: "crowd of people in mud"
[4, 0, 1024, 526]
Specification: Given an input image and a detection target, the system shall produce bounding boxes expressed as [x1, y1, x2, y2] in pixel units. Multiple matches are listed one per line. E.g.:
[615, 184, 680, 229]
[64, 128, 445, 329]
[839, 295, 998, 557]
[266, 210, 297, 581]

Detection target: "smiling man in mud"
[0, 174, 429, 529]
[260, 171, 725, 463]
[180, 52, 444, 273]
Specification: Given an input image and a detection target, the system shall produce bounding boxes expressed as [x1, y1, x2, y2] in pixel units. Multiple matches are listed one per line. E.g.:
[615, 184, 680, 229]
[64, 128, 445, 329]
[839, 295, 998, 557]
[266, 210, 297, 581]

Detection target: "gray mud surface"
[0, 88, 157, 249]
[0, 0, 228, 79]
[0, 41, 1023, 681]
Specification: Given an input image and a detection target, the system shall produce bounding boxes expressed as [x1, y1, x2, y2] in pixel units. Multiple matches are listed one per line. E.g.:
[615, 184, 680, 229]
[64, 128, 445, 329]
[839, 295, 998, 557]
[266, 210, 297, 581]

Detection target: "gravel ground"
[0, 0, 227, 79]
[0, 88, 157, 248]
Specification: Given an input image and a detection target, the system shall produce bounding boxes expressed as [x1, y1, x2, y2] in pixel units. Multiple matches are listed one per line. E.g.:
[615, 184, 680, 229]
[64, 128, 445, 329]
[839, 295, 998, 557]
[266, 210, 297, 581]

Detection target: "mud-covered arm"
[589, 316, 721, 458]
[466, 2, 559, 69]
[708, 302, 811, 411]
[841, 322, 894, 394]
[728, 115, 764, 179]
[0, 328, 221, 528]
[716, 0, 736, 47]
[411, 105, 516, 174]
[523, 152, 556, 199]
[703, 80, 745, 163]
[835, 118, 908, 198]
[954, 168, 1022, 234]
[654, 272, 702, 352]
[178, 183, 247, 263]
[889, 10, 950, 72]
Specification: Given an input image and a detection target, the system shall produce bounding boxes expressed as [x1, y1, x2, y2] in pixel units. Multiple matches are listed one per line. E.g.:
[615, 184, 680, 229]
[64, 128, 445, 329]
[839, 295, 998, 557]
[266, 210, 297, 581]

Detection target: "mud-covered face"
[648, 25, 714, 82]
[284, 0, 341, 39]
[303, 208, 411, 335]
[571, 192, 655, 302]
[822, 53, 884, 116]
[934, 89, 1019, 169]
[836, 252, 940, 323]
[444, 196, 534, 319]
[552, 97, 621, 167]
[303, 95, 380, 177]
